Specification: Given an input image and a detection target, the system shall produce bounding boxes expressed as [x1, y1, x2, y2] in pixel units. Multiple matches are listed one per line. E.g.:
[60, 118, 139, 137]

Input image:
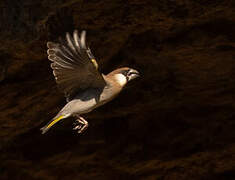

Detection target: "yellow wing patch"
[91, 59, 98, 70]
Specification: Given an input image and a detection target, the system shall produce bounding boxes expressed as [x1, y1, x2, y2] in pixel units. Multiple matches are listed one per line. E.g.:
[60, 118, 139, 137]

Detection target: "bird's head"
[109, 67, 140, 87]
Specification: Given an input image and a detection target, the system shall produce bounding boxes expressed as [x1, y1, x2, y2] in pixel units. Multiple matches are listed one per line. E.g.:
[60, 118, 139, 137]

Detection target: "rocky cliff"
[1, 0, 235, 179]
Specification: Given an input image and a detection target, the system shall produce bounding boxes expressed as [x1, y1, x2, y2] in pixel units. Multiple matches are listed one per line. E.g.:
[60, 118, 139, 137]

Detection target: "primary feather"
[47, 30, 106, 101]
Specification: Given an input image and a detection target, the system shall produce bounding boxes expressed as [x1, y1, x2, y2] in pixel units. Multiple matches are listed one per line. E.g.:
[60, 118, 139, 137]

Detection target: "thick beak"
[131, 69, 140, 77]
[128, 69, 140, 81]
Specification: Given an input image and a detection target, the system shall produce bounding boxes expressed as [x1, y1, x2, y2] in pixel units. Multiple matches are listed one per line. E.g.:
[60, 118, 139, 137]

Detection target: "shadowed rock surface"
[0, 0, 235, 179]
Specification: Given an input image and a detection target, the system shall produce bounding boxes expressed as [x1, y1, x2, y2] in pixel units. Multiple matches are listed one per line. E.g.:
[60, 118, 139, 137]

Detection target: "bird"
[40, 30, 139, 134]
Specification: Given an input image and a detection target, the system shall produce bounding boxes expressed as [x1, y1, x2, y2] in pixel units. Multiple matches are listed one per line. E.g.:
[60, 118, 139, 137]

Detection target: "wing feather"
[73, 30, 81, 51]
[47, 30, 106, 101]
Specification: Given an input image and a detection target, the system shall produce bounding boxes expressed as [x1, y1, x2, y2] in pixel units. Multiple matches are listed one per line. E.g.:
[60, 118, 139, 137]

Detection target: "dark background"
[1, 0, 235, 179]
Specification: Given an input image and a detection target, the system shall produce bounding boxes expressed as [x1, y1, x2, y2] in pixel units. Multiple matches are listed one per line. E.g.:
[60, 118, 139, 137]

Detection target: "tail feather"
[40, 115, 66, 134]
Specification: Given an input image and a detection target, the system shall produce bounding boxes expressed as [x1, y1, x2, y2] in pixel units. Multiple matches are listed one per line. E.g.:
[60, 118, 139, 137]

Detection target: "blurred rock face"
[1, 0, 235, 179]
[0, 51, 12, 82]
[0, 54, 7, 82]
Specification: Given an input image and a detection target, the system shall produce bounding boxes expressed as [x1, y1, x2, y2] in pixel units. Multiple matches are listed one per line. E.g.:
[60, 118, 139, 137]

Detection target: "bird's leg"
[73, 116, 89, 133]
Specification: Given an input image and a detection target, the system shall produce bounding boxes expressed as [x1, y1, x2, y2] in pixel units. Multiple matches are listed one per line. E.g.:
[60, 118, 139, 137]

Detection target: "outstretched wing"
[47, 30, 106, 101]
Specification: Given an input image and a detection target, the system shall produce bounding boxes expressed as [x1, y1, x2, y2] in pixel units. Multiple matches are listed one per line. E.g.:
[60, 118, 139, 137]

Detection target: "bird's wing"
[47, 30, 106, 101]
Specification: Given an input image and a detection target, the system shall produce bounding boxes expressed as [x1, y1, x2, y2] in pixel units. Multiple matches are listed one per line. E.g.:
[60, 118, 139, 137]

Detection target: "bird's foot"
[73, 116, 88, 134]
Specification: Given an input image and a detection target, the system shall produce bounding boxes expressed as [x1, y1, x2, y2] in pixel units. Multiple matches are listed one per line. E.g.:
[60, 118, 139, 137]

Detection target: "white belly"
[61, 85, 122, 116]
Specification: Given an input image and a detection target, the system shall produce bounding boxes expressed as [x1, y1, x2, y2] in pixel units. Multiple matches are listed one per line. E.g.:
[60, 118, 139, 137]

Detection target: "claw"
[77, 123, 88, 133]
[73, 125, 82, 130]
[73, 116, 89, 133]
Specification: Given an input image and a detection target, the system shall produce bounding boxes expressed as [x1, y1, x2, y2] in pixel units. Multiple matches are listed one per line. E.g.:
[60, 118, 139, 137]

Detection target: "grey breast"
[60, 88, 102, 115]
[60, 82, 122, 116]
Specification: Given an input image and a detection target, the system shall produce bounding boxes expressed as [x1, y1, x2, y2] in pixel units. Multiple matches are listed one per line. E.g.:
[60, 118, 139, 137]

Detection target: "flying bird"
[40, 30, 139, 134]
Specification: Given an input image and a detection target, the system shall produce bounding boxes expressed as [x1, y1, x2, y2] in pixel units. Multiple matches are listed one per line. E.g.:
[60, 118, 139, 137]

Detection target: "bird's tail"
[40, 114, 68, 134]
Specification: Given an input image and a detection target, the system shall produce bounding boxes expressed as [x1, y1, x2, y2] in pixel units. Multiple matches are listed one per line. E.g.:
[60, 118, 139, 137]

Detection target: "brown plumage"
[41, 30, 139, 134]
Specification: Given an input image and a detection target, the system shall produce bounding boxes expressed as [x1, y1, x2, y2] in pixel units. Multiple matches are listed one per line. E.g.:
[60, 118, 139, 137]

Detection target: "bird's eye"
[121, 70, 129, 76]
